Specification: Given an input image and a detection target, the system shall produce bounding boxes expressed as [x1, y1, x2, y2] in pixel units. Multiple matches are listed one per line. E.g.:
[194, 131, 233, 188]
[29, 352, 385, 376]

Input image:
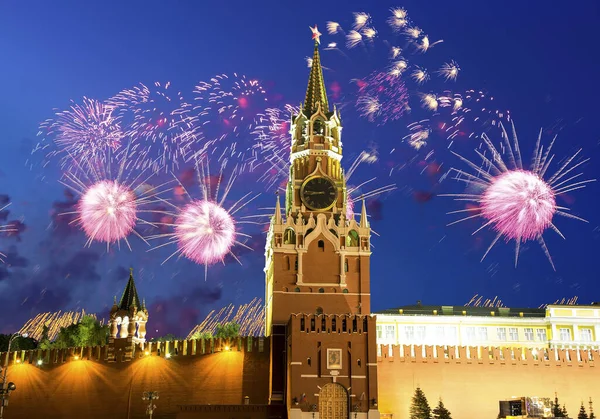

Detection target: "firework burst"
[108, 81, 197, 172]
[187, 297, 265, 338]
[356, 71, 410, 124]
[192, 74, 268, 170]
[61, 151, 170, 249]
[445, 121, 595, 270]
[0, 202, 17, 263]
[148, 158, 259, 275]
[37, 97, 123, 167]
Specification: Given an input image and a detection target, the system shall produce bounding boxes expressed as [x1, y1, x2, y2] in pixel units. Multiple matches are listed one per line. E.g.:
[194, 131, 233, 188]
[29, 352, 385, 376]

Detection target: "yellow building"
[375, 303, 600, 351]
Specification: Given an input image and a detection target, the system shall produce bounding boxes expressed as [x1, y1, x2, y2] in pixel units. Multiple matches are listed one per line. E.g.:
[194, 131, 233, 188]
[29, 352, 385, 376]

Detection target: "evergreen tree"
[563, 404, 570, 418]
[52, 315, 108, 349]
[410, 387, 432, 419]
[432, 398, 452, 419]
[578, 403, 589, 419]
[553, 394, 566, 418]
[589, 398, 596, 419]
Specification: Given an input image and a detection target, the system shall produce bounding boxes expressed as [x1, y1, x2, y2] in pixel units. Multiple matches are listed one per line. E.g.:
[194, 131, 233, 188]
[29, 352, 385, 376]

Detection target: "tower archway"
[319, 383, 348, 419]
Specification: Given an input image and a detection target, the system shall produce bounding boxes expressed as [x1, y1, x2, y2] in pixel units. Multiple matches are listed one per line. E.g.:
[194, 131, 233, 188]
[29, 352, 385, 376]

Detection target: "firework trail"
[192, 74, 268, 172]
[539, 296, 579, 308]
[0, 202, 17, 263]
[18, 310, 103, 341]
[465, 294, 506, 308]
[60, 149, 171, 250]
[355, 71, 410, 125]
[187, 297, 265, 338]
[444, 121, 595, 270]
[148, 157, 260, 274]
[36, 97, 123, 168]
[107, 81, 197, 173]
[323, 6, 455, 126]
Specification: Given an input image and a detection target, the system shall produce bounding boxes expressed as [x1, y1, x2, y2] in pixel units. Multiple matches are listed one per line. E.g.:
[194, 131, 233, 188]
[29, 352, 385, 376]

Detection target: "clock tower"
[264, 28, 372, 335]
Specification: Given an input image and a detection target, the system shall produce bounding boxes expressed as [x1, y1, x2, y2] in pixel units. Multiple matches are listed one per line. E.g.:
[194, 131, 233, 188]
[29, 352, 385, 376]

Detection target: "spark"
[18, 310, 103, 341]
[362, 27, 377, 39]
[346, 31, 363, 49]
[439, 60, 460, 81]
[327, 21, 342, 35]
[404, 121, 431, 150]
[353, 12, 371, 31]
[356, 71, 410, 125]
[404, 26, 422, 39]
[390, 46, 402, 59]
[411, 66, 429, 84]
[421, 93, 439, 111]
[444, 121, 595, 270]
[187, 298, 265, 338]
[387, 7, 408, 31]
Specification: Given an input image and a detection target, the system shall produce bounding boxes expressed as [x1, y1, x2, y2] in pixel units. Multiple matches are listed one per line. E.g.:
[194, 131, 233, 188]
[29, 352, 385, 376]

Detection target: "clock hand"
[305, 191, 325, 195]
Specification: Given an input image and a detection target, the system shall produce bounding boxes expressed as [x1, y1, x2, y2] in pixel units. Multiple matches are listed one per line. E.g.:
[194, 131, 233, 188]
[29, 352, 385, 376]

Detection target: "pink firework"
[37, 97, 123, 167]
[356, 71, 409, 125]
[78, 180, 137, 244]
[175, 200, 235, 265]
[149, 159, 259, 274]
[446, 121, 595, 270]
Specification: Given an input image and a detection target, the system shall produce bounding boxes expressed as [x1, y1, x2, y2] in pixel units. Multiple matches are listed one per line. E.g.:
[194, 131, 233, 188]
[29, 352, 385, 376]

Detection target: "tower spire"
[119, 267, 142, 311]
[360, 197, 369, 228]
[274, 191, 282, 224]
[304, 25, 329, 116]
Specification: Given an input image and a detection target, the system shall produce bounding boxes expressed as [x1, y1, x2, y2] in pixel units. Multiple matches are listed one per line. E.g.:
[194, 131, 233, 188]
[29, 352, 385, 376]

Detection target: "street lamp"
[0, 332, 26, 419]
[142, 391, 159, 418]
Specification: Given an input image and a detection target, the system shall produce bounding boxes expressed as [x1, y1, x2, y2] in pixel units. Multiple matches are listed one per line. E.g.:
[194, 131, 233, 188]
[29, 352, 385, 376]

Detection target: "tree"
[589, 398, 596, 419]
[0, 333, 37, 352]
[553, 394, 567, 418]
[432, 399, 452, 419]
[52, 315, 108, 349]
[38, 325, 52, 350]
[150, 334, 179, 343]
[410, 387, 431, 419]
[191, 331, 213, 340]
[563, 404, 570, 419]
[578, 403, 589, 419]
[214, 322, 241, 339]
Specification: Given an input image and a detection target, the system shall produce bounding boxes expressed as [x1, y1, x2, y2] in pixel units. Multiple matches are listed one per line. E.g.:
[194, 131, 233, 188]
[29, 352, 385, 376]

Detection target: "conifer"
[578, 403, 589, 419]
[432, 398, 452, 419]
[410, 387, 432, 419]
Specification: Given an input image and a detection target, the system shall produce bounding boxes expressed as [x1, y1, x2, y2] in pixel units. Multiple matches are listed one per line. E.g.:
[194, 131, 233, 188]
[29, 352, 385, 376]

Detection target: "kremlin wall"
[1, 336, 599, 418]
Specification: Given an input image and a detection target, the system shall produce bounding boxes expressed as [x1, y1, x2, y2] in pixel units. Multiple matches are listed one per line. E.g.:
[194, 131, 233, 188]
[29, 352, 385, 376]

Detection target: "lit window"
[376, 325, 383, 340]
[435, 326, 445, 340]
[258, 338, 265, 352]
[559, 328, 571, 341]
[580, 328, 592, 342]
[497, 327, 507, 341]
[524, 328, 534, 341]
[536, 328, 547, 342]
[477, 327, 488, 341]
[465, 327, 476, 342]
[416, 326, 426, 342]
[384, 325, 395, 340]
[508, 328, 518, 341]
[404, 326, 415, 340]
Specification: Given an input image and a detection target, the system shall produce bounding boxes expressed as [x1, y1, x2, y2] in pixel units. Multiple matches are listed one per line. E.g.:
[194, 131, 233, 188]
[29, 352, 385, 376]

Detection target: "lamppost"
[142, 391, 159, 419]
[0, 332, 26, 419]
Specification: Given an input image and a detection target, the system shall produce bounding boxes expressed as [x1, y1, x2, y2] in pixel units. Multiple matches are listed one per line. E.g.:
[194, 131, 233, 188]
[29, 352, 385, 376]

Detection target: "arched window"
[313, 119, 324, 135]
[294, 259, 298, 271]
[342, 289, 349, 294]
[344, 260, 348, 272]
[318, 240, 325, 251]
[284, 255, 290, 270]
[316, 307, 324, 315]
[294, 287, 301, 292]
[346, 230, 359, 247]
[284, 228, 296, 245]
[319, 287, 325, 293]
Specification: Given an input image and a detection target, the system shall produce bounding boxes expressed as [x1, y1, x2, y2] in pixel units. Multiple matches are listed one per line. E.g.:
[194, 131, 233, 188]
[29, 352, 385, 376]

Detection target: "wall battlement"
[0, 336, 266, 368]
[376, 344, 597, 367]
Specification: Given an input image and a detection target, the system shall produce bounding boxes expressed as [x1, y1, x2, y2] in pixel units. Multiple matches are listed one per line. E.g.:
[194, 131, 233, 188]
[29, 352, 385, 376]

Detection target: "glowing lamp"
[37, 359, 43, 366]
[15, 359, 21, 364]
[165, 353, 171, 359]
[74, 356, 79, 360]
[224, 345, 230, 351]
[145, 351, 150, 356]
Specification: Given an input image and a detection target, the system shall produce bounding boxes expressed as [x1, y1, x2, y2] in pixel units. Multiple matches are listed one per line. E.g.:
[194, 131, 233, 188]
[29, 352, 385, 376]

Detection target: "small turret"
[360, 198, 369, 228]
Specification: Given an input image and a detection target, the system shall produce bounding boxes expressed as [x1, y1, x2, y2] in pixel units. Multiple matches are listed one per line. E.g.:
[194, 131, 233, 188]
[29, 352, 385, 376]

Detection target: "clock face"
[301, 176, 338, 211]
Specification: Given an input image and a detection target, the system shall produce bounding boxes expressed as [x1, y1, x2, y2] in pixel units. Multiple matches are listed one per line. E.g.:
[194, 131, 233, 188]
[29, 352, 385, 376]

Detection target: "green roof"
[118, 269, 142, 311]
[376, 304, 546, 318]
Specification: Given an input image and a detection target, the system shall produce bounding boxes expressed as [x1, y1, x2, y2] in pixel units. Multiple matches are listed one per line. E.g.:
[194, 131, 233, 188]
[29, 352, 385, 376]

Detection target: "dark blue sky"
[1, 0, 599, 337]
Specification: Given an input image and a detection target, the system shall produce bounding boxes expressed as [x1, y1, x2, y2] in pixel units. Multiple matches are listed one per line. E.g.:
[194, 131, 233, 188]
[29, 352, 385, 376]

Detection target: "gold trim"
[300, 175, 338, 211]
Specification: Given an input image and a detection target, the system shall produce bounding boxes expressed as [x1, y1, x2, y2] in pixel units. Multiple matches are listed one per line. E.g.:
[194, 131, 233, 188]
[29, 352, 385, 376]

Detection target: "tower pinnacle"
[303, 25, 329, 116]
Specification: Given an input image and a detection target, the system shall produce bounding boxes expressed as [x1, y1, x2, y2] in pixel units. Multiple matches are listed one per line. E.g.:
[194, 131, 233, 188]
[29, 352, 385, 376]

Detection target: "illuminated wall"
[377, 344, 600, 419]
[0, 337, 270, 419]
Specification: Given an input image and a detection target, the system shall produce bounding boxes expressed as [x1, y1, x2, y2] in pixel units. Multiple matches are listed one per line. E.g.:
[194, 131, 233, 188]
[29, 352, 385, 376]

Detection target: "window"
[258, 338, 264, 352]
[318, 240, 325, 251]
[283, 228, 296, 245]
[508, 328, 518, 341]
[536, 328, 547, 342]
[465, 327, 476, 342]
[404, 326, 415, 340]
[344, 260, 348, 272]
[435, 326, 445, 340]
[524, 328, 534, 341]
[477, 327, 488, 341]
[580, 328, 592, 342]
[376, 325, 383, 339]
[497, 327, 507, 341]
[559, 328, 571, 341]
[416, 326, 426, 342]
[346, 230, 359, 247]
[294, 259, 298, 271]
[384, 325, 395, 340]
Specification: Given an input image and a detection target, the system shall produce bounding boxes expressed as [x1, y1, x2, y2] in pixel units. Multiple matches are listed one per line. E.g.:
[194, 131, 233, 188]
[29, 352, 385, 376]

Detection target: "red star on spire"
[310, 25, 322, 45]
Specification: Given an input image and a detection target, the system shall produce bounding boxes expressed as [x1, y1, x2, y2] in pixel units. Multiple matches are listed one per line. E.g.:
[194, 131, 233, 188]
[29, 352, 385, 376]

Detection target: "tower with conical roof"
[263, 27, 377, 419]
[108, 268, 148, 362]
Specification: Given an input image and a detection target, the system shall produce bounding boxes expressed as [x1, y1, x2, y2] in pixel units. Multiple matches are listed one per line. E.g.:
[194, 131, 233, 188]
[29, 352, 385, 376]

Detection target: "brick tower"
[264, 26, 379, 419]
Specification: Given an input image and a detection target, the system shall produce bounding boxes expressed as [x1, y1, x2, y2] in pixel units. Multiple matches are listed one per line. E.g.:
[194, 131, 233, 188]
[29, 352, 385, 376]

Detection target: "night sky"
[1, 0, 599, 338]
